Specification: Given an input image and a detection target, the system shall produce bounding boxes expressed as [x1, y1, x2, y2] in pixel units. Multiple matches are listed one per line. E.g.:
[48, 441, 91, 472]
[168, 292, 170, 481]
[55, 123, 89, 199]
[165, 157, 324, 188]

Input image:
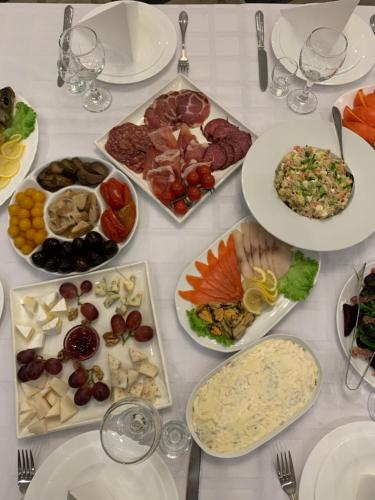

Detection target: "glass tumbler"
[270, 57, 298, 97]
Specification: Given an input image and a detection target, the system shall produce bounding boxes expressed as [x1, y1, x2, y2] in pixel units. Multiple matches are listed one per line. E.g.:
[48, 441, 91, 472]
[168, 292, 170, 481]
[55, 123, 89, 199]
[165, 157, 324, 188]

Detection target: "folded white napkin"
[281, 0, 359, 43]
[81, 1, 140, 72]
[356, 474, 375, 500]
[68, 479, 118, 500]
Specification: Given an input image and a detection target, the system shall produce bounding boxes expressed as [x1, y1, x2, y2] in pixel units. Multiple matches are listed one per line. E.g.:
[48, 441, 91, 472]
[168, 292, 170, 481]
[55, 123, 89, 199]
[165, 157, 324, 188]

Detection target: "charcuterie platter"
[95, 74, 256, 222]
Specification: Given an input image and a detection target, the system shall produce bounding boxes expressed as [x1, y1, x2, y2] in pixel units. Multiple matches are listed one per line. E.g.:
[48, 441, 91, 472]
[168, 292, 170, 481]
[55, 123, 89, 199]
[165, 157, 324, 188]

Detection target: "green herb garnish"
[278, 251, 319, 301]
[4, 102, 36, 140]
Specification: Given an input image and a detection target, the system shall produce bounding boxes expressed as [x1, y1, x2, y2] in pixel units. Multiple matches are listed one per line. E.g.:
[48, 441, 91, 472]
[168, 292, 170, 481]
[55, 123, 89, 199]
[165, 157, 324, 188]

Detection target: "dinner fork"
[18, 449, 35, 493]
[177, 11, 189, 74]
[275, 450, 298, 500]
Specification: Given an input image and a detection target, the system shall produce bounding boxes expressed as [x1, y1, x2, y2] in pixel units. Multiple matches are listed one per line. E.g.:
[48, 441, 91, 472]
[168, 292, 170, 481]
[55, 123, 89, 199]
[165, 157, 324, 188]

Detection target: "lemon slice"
[0, 177, 11, 189]
[264, 270, 277, 292]
[242, 287, 265, 315]
[1, 142, 25, 160]
[0, 159, 20, 178]
[263, 290, 279, 305]
[252, 266, 266, 283]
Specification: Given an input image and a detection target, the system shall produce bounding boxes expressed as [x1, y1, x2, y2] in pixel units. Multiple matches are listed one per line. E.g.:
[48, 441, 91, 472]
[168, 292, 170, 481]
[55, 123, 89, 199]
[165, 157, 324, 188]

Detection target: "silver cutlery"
[255, 10, 268, 92]
[332, 106, 345, 160]
[178, 11, 189, 74]
[370, 14, 375, 35]
[185, 440, 201, 500]
[57, 5, 74, 87]
[275, 450, 298, 500]
[18, 449, 35, 493]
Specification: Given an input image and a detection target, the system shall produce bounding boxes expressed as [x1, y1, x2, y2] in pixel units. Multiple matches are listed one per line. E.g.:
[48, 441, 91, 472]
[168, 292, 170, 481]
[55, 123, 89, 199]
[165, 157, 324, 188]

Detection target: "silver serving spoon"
[332, 106, 355, 186]
[370, 14, 375, 35]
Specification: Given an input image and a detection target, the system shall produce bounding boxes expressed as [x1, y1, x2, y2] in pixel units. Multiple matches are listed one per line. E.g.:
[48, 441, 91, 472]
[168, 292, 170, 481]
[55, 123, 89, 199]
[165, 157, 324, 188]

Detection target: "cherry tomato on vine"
[159, 190, 175, 205]
[186, 171, 200, 187]
[171, 181, 186, 198]
[187, 186, 202, 202]
[173, 200, 189, 216]
[196, 165, 211, 178]
[201, 174, 215, 190]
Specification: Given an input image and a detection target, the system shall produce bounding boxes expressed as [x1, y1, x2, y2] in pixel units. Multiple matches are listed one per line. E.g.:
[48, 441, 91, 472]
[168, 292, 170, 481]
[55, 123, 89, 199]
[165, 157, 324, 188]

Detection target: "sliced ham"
[153, 149, 182, 177]
[176, 91, 210, 128]
[149, 126, 178, 152]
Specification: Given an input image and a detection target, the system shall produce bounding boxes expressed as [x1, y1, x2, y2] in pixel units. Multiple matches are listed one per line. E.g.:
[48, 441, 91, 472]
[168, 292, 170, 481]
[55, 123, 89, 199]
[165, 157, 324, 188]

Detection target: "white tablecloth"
[1, 3, 375, 499]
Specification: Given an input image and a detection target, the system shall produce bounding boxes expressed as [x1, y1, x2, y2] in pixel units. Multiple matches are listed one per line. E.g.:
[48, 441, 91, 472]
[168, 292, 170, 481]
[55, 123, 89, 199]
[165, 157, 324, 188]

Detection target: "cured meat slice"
[220, 142, 235, 167]
[149, 126, 178, 152]
[177, 123, 196, 153]
[224, 130, 252, 157]
[148, 165, 176, 200]
[154, 149, 182, 177]
[142, 146, 159, 179]
[144, 92, 180, 130]
[203, 118, 231, 141]
[176, 91, 210, 128]
[211, 123, 238, 142]
[203, 144, 227, 171]
[184, 141, 207, 164]
[224, 139, 243, 162]
[105, 123, 151, 171]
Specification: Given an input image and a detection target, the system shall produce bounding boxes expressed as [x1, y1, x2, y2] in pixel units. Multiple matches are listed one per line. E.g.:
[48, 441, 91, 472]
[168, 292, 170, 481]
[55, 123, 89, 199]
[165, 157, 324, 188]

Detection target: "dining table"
[1, 2, 375, 499]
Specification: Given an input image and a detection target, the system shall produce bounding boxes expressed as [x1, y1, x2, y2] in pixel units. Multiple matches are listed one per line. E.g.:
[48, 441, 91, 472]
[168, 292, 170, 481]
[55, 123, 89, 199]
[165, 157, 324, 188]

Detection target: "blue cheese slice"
[15, 324, 35, 341]
[111, 368, 128, 389]
[125, 293, 142, 307]
[129, 347, 148, 364]
[138, 361, 159, 379]
[108, 354, 121, 371]
[123, 275, 136, 294]
[129, 380, 144, 397]
[112, 387, 128, 403]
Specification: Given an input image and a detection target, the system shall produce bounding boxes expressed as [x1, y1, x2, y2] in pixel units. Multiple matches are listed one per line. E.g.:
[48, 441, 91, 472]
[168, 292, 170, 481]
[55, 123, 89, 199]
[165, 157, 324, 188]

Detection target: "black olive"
[73, 256, 90, 272]
[58, 259, 74, 274]
[84, 231, 104, 252]
[31, 251, 47, 268]
[364, 273, 375, 289]
[44, 257, 59, 272]
[86, 251, 104, 267]
[72, 237, 86, 255]
[59, 241, 73, 259]
[102, 240, 118, 260]
[42, 238, 61, 256]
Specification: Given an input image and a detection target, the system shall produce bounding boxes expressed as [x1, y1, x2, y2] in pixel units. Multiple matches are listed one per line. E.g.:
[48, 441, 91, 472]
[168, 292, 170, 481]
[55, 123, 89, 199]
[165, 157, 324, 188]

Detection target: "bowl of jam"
[64, 325, 99, 361]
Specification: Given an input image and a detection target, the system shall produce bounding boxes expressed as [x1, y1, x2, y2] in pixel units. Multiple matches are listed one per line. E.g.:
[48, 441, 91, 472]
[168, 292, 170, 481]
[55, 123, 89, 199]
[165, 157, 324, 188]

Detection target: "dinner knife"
[57, 5, 74, 88]
[186, 440, 201, 500]
[255, 10, 268, 92]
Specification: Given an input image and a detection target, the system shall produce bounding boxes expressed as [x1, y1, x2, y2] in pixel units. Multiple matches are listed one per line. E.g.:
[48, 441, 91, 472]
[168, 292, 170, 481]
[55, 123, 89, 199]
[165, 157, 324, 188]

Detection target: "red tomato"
[159, 190, 175, 205]
[201, 173, 215, 190]
[123, 183, 132, 206]
[173, 200, 189, 216]
[171, 181, 186, 197]
[100, 178, 129, 210]
[186, 171, 200, 187]
[196, 165, 211, 178]
[101, 208, 128, 242]
[187, 186, 202, 202]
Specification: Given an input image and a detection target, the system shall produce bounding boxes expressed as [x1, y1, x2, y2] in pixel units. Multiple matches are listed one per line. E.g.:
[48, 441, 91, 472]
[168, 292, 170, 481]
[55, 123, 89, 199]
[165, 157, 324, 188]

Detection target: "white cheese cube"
[20, 296, 38, 315]
[123, 275, 136, 294]
[125, 293, 142, 307]
[42, 317, 62, 336]
[49, 377, 68, 397]
[112, 387, 128, 403]
[15, 324, 35, 341]
[35, 305, 50, 325]
[50, 298, 67, 314]
[108, 354, 121, 372]
[60, 395, 78, 423]
[129, 347, 148, 364]
[127, 369, 139, 387]
[138, 361, 159, 379]
[28, 418, 47, 435]
[19, 400, 31, 414]
[142, 380, 161, 402]
[41, 291, 58, 310]
[45, 401, 60, 419]
[129, 380, 144, 397]
[27, 372, 47, 390]
[21, 383, 40, 398]
[111, 368, 128, 389]
[19, 410, 36, 428]
[45, 391, 58, 407]
[28, 333, 45, 350]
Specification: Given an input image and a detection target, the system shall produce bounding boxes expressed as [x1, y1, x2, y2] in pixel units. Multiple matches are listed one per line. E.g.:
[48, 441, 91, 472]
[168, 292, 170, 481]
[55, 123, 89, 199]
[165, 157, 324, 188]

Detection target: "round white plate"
[334, 83, 375, 113]
[0, 95, 38, 207]
[241, 120, 375, 252]
[336, 261, 375, 390]
[80, 1, 177, 84]
[175, 216, 320, 353]
[299, 422, 375, 500]
[25, 431, 179, 500]
[271, 15, 375, 86]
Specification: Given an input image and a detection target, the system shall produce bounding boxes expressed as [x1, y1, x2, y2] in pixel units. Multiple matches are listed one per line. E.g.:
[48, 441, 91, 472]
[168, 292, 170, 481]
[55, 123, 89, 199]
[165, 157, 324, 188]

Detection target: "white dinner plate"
[241, 120, 375, 252]
[25, 430, 179, 500]
[80, 1, 177, 84]
[334, 83, 375, 113]
[299, 422, 375, 500]
[336, 261, 375, 390]
[0, 95, 38, 207]
[271, 14, 375, 86]
[175, 215, 320, 353]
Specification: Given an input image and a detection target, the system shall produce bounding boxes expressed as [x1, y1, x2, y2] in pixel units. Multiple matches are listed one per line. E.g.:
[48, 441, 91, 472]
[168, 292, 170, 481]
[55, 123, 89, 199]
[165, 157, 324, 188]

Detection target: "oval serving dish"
[186, 333, 322, 458]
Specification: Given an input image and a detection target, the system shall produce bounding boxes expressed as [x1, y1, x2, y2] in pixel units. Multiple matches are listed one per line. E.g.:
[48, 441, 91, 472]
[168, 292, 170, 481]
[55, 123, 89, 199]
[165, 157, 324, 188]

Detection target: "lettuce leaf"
[4, 102, 36, 140]
[186, 309, 234, 347]
[277, 251, 319, 301]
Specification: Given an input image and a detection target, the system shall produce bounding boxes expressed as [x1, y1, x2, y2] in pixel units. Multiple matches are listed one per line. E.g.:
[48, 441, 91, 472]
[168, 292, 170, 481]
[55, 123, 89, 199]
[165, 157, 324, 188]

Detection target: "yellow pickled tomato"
[31, 206, 43, 217]
[26, 228, 36, 240]
[18, 208, 30, 219]
[8, 226, 19, 238]
[9, 216, 19, 226]
[8, 204, 19, 216]
[25, 188, 36, 198]
[19, 218, 31, 231]
[32, 217, 45, 230]
[33, 191, 46, 203]
[34, 230, 47, 245]
[19, 196, 33, 210]
[14, 236, 26, 249]
[20, 244, 33, 255]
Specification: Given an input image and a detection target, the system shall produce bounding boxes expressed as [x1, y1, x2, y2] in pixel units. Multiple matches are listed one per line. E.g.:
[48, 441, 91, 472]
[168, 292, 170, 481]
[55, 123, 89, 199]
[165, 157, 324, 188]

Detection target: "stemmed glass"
[58, 26, 112, 113]
[100, 397, 191, 465]
[287, 27, 348, 114]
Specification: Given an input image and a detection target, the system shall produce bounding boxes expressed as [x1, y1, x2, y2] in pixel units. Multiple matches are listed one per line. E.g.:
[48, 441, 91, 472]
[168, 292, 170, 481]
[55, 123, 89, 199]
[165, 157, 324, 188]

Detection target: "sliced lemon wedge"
[264, 269, 277, 292]
[242, 287, 265, 315]
[252, 266, 266, 283]
[0, 177, 11, 188]
[0, 158, 20, 178]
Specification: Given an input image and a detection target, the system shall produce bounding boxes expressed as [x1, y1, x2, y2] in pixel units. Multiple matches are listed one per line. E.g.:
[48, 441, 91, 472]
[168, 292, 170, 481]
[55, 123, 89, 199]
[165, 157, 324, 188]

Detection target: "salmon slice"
[178, 289, 229, 305]
[195, 261, 209, 276]
[207, 249, 218, 266]
[187, 271, 236, 300]
[186, 275, 204, 289]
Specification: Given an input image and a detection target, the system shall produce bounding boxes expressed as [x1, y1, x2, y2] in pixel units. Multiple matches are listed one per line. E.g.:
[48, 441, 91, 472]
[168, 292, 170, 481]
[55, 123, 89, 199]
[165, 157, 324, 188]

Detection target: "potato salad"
[274, 145, 353, 219]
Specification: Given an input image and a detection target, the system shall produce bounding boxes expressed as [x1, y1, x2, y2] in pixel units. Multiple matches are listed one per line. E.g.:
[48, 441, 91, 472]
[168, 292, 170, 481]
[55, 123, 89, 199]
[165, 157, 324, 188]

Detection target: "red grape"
[171, 181, 186, 197]
[111, 314, 126, 336]
[80, 303, 99, 321]
[80, 280, 93, 294]
[186, 171, 200, 187]
[44, 358, 63, 375]
[17, 365, 29, 382]
[173, 200, 189, 216]
[134, 325, 154, 342]
[187, 186, 202, 202]
[201, 173, 215, 190]
[125, 311, 142, 331]
[92, 382, 110, 402]
[68, 367, 88, 388]
[26, 359, 45, 380]
[59, 282, 78, 299]
[16, 349, 36, 365]
[74, 386, 92, 406]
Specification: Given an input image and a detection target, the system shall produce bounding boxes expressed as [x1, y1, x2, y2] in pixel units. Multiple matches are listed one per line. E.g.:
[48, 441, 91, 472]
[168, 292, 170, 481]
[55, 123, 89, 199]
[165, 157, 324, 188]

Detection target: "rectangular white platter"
[11, 261, 172, 439]
[95, 74, 257, 223]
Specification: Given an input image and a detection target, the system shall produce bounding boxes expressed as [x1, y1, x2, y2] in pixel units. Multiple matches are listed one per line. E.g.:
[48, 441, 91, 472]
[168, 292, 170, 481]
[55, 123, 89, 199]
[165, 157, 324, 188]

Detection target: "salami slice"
[224, 139, 243, 162]
[202, 118, 230, 141]
[220, 142, 235, 167]
[225, 130, 252, 157]
[211, 123, 238, 142]
[203, 144, 227, 171]
[105, 122, 151, 171]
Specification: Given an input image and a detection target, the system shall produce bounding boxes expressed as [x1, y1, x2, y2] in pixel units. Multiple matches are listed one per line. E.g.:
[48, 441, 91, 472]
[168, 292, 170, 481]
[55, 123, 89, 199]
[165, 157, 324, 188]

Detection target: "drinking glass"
[270, 57, 298, 97]
[57, 58, 86, 94]
[287, 27, 348, 114]
[59, 26, 112, 113]
[100, 397, 191, 465]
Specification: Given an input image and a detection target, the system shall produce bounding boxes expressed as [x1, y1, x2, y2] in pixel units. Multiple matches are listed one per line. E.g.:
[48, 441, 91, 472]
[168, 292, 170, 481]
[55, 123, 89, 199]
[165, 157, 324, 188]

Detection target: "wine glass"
[100, 397, 191, 465]
[287, 27, 348, 114]
[59, 26, 112, 113]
